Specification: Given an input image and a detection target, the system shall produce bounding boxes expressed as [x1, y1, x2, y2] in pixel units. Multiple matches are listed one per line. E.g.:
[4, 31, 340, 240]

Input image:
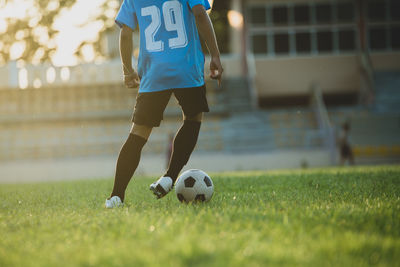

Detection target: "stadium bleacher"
[0, 80, 228, 160]
[0, 77, 312, 160]
[1, 70, 400, 163]
[373, 71, 400, 114]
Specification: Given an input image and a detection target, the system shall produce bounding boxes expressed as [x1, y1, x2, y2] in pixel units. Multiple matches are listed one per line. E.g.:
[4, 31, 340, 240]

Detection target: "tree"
[0, 0, 230, 65]
[0, 0, 119, 65]
[209, 0, 230, 54]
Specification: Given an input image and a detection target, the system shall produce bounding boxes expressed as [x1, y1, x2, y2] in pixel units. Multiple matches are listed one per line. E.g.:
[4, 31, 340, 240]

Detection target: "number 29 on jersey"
[142, 1, 188, 52]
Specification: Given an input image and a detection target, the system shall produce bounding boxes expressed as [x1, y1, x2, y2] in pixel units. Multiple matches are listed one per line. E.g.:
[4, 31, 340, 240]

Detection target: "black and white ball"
[175, 169, 214, 203]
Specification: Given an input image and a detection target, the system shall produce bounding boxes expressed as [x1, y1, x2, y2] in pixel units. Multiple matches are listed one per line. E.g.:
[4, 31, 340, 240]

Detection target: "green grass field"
[1, 166, 399, 266]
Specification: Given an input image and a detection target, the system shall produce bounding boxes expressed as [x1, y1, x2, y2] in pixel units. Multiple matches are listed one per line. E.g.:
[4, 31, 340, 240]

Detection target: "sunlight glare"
[228, 10, 243, 29]
[52, 0, 109, 66]
[0, 19, 7, 33]
[33, 78, 42, 89]
[18, 68, 28, 89]
[15, 30, 25, 40]
[46, 67, 56, 83]
[0, 0, 34, 19]
[32, 48, 45, 65]
[33, 26, 49, 44]
[107, 0, 119, 9]
[28, 14, 42, 28]
[60, 67, 70, 81]
[10, 41, 26, 60]
[81, 44, 95, 62]
[47, 0, 59, 11]
[105, 8, 116, 19]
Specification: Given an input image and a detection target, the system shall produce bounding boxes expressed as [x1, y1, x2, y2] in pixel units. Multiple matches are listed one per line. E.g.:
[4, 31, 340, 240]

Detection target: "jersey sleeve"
[187, 0, 211, 11]
[115, 0, 138, 30]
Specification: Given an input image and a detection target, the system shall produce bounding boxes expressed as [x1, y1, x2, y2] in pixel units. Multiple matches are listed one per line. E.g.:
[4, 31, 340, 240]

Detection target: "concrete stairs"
[220, 77, 253, 113]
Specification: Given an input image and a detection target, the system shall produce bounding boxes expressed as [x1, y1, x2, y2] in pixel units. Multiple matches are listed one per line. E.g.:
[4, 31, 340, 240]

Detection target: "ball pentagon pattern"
[204, 176, 212, 187]
[184, 177, 196, 187]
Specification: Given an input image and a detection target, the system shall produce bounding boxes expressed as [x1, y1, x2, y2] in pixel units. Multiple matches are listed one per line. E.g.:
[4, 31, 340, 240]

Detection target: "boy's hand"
[210, 56, 223, 86]
[123, 70, 140, 88]
[192, 5, 222, 86]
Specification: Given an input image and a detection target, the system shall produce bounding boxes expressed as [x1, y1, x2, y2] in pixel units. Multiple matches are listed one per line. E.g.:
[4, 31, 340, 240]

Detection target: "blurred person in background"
[338, 121, 355, 166]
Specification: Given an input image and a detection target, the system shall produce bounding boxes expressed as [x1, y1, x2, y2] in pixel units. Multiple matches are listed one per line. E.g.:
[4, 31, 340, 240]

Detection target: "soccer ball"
[175, 169, 214, 203]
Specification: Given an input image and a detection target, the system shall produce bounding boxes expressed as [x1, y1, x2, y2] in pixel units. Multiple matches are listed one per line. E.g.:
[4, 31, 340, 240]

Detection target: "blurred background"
[0, 0, 399, 182]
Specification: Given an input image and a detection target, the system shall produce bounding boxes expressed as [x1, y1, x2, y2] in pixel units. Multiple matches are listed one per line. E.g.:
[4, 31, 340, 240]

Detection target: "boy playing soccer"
[105, 0, 223, 208]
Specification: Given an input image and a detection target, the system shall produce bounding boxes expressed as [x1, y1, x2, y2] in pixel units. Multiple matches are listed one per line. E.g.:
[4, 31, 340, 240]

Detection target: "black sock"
[165, 120, 201, 182]
[110, 134, 147, 201]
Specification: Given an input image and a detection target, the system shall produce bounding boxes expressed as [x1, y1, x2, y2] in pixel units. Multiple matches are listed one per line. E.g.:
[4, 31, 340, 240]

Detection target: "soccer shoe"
[105, 196, 123, 209]
[149, 176, 173, 199]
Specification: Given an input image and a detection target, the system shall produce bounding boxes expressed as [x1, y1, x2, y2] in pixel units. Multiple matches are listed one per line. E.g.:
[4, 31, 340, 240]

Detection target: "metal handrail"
[358, 50, 375, 106]
[310, 84, 336, 165]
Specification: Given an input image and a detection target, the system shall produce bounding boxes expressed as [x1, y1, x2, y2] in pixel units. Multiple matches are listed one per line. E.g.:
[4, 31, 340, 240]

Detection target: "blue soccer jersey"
[116, 0, 210, 93]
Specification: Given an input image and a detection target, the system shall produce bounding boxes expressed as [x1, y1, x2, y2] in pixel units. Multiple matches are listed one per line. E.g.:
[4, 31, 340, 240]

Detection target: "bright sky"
[0, 0, 214, 67]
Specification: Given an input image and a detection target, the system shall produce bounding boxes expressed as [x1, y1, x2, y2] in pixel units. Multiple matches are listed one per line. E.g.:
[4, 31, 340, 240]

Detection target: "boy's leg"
[164, 112, 202, 183]
[110, 124, 152, 202]
[164, 85, 209, 183]
[108, 89, 171, 205]
[150, 113, 202, 199]
[150, 85, 208, 199]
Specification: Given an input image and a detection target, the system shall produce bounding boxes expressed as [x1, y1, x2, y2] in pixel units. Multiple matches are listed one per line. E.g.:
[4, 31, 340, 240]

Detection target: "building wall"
[370, 53, 400, 71]
[254, 55, 359, 97]
[244, 0, 400, 99]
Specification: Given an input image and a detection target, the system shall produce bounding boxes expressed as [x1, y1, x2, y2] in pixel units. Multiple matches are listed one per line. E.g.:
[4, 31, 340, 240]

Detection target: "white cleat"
[149, 176, 173, 199]
[105, 196, 123, 209]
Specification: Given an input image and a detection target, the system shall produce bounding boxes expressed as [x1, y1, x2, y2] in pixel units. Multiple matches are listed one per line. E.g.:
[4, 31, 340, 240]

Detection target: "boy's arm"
[192, 5, 223, 85]
[120, 25, 140, 88]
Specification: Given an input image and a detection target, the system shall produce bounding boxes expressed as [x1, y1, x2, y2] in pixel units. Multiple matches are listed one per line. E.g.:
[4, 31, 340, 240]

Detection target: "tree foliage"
[0, 0, 118, 65]
[209, 0, 230, 54]
[0, 0, 230, 65]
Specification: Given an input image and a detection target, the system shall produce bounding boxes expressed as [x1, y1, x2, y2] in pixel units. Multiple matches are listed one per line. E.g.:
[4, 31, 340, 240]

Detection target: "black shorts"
[132, 85, 209, 127]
